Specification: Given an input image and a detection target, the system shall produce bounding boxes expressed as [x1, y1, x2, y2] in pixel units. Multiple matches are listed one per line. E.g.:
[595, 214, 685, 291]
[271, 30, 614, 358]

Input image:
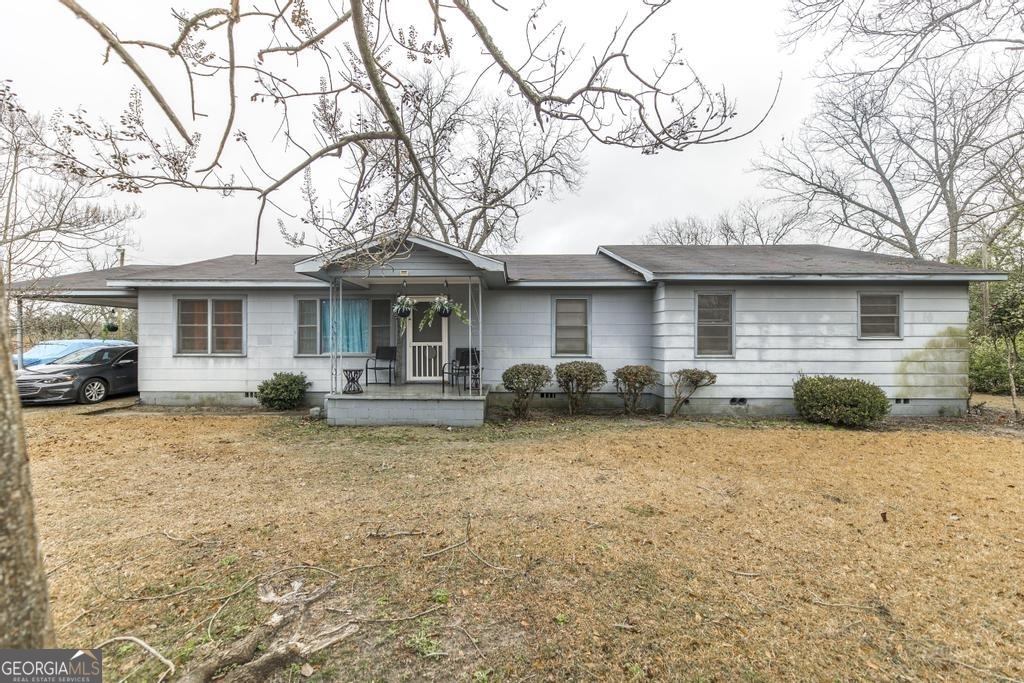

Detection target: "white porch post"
[477, 280, 483, 396]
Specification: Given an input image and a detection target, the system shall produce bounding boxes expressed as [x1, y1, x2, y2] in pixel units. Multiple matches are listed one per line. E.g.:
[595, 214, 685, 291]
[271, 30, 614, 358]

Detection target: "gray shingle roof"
[10, 265, 165, 293]
[600, 245, 1000, 278]
[500, 254, 643, 282]
[111, 254, 315, 282]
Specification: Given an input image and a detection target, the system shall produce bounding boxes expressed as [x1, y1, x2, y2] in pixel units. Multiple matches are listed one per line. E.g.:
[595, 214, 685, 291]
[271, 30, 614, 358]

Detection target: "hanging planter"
[418, 295, 468, 332]
[393, 295, 416, 336]
[103, 321, 119, 333]
[392, 295, 415, 318]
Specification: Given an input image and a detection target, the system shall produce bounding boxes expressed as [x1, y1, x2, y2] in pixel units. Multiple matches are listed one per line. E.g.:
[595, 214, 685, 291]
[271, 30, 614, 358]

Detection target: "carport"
[7, 265, 156, 367]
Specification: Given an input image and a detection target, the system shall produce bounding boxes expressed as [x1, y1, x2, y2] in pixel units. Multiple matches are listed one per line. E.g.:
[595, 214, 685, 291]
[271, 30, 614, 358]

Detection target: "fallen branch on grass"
[182, 577, 353, 683]
[366, 525, 427, 539]
[807, 594, 878, 611]
[93, 636, 174, 682]
[725, 570, 761, 578]
[421, 514, 515, 573]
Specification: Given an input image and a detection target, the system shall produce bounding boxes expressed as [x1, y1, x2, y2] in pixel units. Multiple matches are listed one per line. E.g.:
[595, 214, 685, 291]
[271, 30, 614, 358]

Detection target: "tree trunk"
[0, 282, 54, 648]
[1008, 340, 1020, 419]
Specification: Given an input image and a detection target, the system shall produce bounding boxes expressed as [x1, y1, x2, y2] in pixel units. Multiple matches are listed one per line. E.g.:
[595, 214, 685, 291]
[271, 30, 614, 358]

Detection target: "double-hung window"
[859, 293, 901, 338]
[176, 298, 245, 355]
[553, 298, 590, 355]
[297, 298, 391, 355]
[695, 292, 733, 357]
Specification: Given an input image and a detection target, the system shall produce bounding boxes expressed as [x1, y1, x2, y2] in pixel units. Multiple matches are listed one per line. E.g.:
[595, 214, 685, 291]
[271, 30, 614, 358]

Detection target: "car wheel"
[79, 378, 108, 404]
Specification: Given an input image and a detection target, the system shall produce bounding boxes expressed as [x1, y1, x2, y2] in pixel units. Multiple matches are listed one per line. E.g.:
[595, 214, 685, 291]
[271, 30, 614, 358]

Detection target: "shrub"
[256, 372, 311, 410]
[613, 364, 658, 414]
[792, 375, 890, 428]
[669, 368, 718, 416]
[969, 338, 1024, 394]
[501, 363, 553, 418]
[555, 361, 607, 415]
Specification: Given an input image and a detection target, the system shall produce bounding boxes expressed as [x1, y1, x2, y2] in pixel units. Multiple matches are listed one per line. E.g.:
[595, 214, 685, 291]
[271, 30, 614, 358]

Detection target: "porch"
[324, 382, 488, 427]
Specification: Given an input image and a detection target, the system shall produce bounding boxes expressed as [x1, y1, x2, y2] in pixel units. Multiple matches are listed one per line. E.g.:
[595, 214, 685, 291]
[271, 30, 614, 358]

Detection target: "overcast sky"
[0, 1, 821, 265]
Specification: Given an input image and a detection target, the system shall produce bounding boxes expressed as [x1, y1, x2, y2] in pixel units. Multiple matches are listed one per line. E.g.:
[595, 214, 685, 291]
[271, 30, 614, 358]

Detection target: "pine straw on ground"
[23, 405, 1024, 682]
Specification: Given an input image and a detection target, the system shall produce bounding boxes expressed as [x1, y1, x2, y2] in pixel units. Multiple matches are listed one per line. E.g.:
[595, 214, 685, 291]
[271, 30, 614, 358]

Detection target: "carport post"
[15, 297, 23, 370]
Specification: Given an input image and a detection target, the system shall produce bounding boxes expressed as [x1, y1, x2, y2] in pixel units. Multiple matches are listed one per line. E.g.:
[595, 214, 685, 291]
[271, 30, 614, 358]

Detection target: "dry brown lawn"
[23, 402, 1024, 682]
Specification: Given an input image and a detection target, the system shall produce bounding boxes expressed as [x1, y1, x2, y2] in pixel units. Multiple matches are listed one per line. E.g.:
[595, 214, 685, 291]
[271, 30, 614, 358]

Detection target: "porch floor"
[325, 381, 487, 426]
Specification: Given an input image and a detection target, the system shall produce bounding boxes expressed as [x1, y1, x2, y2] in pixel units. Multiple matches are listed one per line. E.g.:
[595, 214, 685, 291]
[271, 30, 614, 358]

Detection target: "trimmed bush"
[555, 361, 607, 416]
[792, 375, 890, 428]
[256, 372, 311, 410]
[669, 368, 718, 416]
[613, 364, 658, 414]
[502, 363, 553, 418]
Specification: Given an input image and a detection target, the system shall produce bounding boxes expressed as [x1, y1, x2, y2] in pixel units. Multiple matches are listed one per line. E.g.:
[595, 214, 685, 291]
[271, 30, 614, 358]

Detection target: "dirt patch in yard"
[23, 406, 1024, 681]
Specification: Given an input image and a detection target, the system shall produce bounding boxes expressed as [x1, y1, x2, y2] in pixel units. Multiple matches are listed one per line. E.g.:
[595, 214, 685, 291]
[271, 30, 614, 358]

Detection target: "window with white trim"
[176, 298, 244, 355]
[296, 298, 371, 355]
[859, 293, 901, 338]
[553, 298, 589, 355]
[695, 292, 733, 357]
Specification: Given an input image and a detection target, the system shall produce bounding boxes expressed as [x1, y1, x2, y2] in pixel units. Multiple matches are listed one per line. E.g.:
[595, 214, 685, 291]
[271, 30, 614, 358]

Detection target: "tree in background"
[1, 83, 140, 316]
[988, 282, 1024, 416]
[756, 59, 1024, 260]
[291, 69, 585, 254]
[644, 198, 805, 246]
[785, 0, 1024, 76]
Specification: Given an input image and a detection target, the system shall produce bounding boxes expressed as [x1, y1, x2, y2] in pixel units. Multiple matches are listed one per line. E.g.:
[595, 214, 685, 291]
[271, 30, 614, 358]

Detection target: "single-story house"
[12, 236, 1005, 425]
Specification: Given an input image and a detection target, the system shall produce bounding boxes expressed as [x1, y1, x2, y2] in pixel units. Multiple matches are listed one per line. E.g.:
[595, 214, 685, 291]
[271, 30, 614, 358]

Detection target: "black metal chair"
[365, 346, 397, 385]
[442, 347, 480, 394]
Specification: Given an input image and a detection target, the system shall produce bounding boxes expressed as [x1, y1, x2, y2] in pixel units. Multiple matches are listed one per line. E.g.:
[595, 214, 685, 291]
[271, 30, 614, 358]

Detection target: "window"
[554, 298, 589, 355]
[696, 292, 733, 357]
[860, 293, 901, 338]
[296, 298, 370, 355]
[176, 298, 244, 355]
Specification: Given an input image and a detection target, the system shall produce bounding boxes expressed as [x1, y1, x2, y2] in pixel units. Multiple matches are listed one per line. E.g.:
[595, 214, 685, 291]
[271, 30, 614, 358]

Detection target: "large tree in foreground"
[54, 0, 770, 262]
[2, 0, 770, 654]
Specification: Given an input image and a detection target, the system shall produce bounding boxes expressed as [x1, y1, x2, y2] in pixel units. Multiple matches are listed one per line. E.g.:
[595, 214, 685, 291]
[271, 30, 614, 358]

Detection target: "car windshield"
[53, 348, 118, 365]
[21, 342, 71, 360]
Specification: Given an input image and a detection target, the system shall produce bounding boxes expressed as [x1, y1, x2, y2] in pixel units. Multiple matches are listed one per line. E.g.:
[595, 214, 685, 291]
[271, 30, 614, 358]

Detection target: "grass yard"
[24, 404, 1024, 681]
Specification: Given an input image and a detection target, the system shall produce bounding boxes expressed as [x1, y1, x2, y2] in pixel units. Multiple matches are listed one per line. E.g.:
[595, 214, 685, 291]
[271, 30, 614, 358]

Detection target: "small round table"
[342, 368, 364, 394]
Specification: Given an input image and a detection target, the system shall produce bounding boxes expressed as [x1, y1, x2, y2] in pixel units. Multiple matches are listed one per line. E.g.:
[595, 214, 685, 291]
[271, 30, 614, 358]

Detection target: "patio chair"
[442, 347, 480, 394]
[365, 346, 397, 385]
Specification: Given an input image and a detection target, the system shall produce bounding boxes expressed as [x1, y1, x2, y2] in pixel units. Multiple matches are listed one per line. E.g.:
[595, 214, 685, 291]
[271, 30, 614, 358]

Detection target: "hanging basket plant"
[392, 295, 415, 318]
[393, 295, 416, 336]
[418, 295, 468, 332]
[103, 321, 119, 333]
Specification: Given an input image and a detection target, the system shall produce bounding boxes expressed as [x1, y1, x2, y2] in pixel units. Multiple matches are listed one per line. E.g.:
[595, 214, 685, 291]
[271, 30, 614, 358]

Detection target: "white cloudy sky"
[0, 1, 822, 265]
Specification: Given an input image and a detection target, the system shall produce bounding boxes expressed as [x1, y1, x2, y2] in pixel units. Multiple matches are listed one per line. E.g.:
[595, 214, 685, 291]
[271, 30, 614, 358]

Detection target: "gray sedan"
[16, 345, 138, 404]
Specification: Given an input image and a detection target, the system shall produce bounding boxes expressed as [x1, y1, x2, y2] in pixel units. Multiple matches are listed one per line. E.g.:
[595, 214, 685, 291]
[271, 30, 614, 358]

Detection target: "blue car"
[12, 338, 135, 368]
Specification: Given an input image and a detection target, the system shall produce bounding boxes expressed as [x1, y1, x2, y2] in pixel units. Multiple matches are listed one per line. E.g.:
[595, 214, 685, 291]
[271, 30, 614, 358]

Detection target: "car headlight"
[38, 375, 74, 384]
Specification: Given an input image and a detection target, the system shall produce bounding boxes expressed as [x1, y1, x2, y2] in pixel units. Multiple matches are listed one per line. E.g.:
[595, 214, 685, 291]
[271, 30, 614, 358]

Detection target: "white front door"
[406, 301, 448, 381]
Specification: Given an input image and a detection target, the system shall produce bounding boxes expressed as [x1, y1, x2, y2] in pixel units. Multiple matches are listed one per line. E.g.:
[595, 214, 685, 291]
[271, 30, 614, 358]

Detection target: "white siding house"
[14, 237, 1003, 423]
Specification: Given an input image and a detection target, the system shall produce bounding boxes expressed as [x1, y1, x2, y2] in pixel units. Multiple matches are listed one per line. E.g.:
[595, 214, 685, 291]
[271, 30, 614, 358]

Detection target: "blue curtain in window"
[321, 299, 368, 353]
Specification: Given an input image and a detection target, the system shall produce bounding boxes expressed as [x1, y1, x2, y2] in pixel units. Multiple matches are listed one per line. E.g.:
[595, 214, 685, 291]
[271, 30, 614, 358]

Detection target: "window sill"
[857, 336, 904, 341]
[174, 353, 247, 358]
